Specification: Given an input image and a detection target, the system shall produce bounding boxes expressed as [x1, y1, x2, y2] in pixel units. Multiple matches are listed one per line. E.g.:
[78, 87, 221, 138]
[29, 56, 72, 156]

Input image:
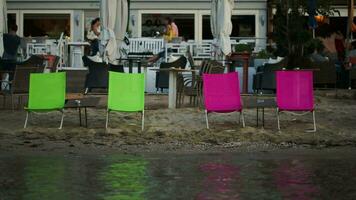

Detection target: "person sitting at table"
[87, 18, 101, 56]
[147, 35, 189, 64]
[309, 40, 328, 63]
[346, 41, 356, 69]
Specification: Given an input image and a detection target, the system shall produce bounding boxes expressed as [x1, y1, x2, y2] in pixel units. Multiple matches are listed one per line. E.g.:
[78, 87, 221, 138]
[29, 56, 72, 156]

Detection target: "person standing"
[163, 17, 174, 42]
[171, 19, 179, 38]
[2, 24, 21, 66]
[1, 24, 21, 88]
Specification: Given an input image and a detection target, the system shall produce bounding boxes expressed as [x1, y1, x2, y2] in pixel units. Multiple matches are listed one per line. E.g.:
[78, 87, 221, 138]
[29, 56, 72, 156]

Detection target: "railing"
[231, 37, 268, 52]
[26, 43, 52, 58]
[127, 37, 164, 55]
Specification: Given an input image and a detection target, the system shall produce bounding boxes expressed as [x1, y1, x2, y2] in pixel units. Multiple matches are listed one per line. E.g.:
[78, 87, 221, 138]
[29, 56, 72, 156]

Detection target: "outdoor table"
[245, 97, 276, 128]
[67, 42, 90, 68]
[128, 52, 153, 58]
[126, 52, 153, 73]
[117, 58, 148, 73]
[65, 97, 100, 128]
[228, 53, 251, 94]
[151, 68, 198, 109]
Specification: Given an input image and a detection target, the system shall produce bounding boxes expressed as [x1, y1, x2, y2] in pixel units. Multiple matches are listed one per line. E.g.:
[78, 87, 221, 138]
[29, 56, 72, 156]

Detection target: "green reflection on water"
[99, 156, 148, 200]
[22, 157, 69, 200]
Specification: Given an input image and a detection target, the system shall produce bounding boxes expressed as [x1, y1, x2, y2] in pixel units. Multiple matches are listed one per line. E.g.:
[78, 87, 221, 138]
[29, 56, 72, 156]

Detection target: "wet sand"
[1, 91, 356, 154]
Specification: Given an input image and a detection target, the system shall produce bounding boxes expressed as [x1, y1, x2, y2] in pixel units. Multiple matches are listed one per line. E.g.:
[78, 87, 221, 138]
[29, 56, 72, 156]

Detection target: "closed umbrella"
[347, 0, 354, 39]
[210, 0, 234, 56]
[0, 0, 7, 57]
[307, 0, 317, 38]
[100, 0, 128, 62]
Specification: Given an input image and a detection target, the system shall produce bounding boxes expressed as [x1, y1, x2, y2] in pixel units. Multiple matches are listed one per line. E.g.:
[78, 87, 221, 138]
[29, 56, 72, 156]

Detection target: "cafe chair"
[276, 70, 316, 132]
[1, 66, 38, 110]
[24, 72, 66, 129]
[82, 56, 109, 94]
[156, 56, 187, 92]
[202, 72, 245, 129]
[106, 72, 145, 131]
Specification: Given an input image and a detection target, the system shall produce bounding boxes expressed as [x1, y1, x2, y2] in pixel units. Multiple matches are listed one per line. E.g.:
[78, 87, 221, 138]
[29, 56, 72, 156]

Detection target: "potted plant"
[229, 43, 252, 63]
[254, 49, 271, 68]
[234, 43, 253, 54]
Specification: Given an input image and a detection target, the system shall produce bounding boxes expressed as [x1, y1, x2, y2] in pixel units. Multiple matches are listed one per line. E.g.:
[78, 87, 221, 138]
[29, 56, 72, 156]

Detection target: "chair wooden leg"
[2, 95, 6, 109]
[11, 94, 14, 112]
[205, 110, 209, 129]
[307, 110, 317, 133]
[59, 110, 64, 129]
[181, 95, 185, 107]
[24, 111, 29, 128]
[238, 111, 241, 124]
[105, 110, 110, 129]
[141, 110, 145, 131]
[277, 108, 281, 131]
[240, 111, 246, 128]
[18, 95, 22, 110]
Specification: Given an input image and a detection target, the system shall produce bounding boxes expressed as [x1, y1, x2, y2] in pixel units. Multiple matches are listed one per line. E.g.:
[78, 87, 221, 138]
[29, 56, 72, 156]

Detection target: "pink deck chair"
[276, 70, 316, 132]
[203, 72, 245, 129]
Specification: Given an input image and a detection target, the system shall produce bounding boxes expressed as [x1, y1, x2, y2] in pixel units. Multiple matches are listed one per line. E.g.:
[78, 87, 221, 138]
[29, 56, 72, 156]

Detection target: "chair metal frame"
[106, 109, 145, 131]
[276, 109, 316, 132]
[24, 109, 65, 129]
[23, 72, 66, 129]
[205, 110, 245, 129]
[275, 70, 317, 132]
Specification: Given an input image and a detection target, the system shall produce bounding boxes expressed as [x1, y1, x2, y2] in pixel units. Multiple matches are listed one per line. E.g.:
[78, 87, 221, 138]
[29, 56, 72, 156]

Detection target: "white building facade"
[6, 0, 268, 48]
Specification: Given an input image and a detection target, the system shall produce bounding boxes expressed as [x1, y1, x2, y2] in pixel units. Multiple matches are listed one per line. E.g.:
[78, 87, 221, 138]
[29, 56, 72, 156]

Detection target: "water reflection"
[99, 157, 147, 200]
[0, 151, 356, 199]
[22, 158, 69, 200]
[197, 163, 240, 199]
[274, 160, 319, 200]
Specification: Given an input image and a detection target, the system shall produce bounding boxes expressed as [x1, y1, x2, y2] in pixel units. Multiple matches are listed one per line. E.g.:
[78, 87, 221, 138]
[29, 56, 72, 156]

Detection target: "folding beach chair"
[203, 72, 245, 129]
[106, 72, 145, 130]
[276, 70, 316, 132]
[24, 72, 66, 129]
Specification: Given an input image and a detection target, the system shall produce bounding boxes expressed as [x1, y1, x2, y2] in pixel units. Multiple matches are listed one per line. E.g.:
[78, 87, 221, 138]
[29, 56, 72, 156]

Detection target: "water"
[1, 149, 356, 200]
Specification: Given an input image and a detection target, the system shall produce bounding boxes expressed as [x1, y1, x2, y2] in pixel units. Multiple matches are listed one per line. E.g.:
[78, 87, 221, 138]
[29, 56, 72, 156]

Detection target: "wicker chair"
[155, 56, 187, 92]
[310, 60, 337, 89]
[0, 66, 39, 110]
[82, 56, 110, 94]
[177, 60, 225, 107]
[253, 58, 288, 93]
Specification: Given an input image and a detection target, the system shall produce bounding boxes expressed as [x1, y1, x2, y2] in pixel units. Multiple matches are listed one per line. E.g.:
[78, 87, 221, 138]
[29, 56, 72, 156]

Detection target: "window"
[7, 13, 16, 30]
[141, 14, 195, 40]
[202, 15, 256, 39]
[23, 14, 70, 38]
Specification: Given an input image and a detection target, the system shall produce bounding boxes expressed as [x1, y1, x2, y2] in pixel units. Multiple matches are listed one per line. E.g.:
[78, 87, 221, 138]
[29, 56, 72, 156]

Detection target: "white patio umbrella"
[100, 0, 128, 62]
[210, 0, 234, 56]
[0, 0, 8, 57]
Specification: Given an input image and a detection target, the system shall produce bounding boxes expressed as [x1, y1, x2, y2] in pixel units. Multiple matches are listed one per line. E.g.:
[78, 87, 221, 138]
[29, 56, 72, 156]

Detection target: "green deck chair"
[106, 72, 145, 130]
[24, 72, 66, 129]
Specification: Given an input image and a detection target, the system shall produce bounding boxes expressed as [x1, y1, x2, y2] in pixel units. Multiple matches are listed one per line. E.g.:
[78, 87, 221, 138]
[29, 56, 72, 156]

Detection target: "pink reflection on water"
[274, 160, 319, 200]
[196, 163, 240, 200]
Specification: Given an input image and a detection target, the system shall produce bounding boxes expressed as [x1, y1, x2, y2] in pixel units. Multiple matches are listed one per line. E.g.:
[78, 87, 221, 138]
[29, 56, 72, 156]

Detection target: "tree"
[271, 0, 337, 67]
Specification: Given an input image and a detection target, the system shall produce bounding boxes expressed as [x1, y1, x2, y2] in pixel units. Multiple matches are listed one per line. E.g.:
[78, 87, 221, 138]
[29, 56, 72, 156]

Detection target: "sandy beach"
[0, 91, 356, 154]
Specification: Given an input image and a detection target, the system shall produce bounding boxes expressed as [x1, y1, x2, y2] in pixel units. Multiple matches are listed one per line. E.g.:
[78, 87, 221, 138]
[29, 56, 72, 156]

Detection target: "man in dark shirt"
[2, 24, 21, 63]
[1, 24, 21, 85]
